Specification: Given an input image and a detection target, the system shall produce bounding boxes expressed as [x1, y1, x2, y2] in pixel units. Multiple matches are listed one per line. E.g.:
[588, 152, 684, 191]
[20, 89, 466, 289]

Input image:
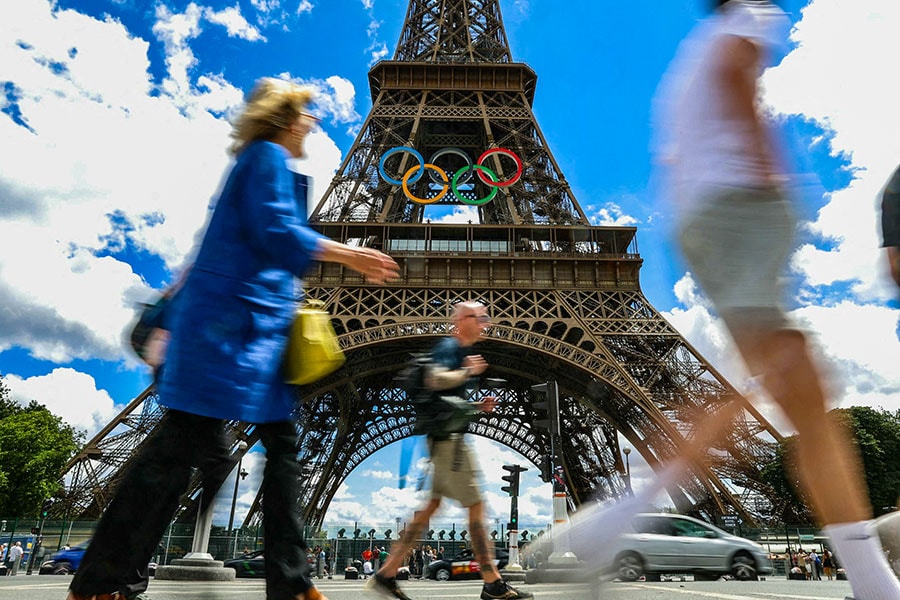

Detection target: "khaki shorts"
[429, 435, 482, 507]
[677, 186, 795, 333]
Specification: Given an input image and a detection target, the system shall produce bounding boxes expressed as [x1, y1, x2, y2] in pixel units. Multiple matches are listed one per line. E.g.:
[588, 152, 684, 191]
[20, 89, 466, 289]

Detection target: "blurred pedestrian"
[652, 2, 900, 599]
[367, 301, 532, 600]
[66, 77, 399, 600]
[880, 164, 900, 288]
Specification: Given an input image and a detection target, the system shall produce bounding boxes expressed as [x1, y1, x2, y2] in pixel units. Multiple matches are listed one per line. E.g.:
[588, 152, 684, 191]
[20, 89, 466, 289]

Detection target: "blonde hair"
[229, 78, 314, 156]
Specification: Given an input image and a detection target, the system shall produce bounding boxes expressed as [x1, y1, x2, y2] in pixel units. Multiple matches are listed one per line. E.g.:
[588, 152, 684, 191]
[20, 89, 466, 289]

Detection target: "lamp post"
[623, 447, 633, 497]
[228, 441, 249, 557]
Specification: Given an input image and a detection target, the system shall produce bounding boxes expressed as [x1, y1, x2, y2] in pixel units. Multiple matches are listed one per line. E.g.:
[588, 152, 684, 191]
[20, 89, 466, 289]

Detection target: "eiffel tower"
[58, 0, 797, 530]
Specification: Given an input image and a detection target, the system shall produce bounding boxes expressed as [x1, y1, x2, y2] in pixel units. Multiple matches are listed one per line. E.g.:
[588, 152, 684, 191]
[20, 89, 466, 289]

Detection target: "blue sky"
[2, 0, 899, 533]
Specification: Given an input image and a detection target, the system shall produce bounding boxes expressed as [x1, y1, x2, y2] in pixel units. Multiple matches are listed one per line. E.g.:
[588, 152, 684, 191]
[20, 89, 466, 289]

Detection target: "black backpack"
[397, 353, 476, 438]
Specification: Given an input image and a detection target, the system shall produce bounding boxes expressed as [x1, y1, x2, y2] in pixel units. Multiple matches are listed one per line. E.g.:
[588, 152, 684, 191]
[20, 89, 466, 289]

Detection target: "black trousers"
[70, 410, 312, 600]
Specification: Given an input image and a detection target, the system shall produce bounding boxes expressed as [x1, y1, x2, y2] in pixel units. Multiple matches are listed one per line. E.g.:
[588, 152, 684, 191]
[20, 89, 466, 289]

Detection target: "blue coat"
[158, 141, 325, 423]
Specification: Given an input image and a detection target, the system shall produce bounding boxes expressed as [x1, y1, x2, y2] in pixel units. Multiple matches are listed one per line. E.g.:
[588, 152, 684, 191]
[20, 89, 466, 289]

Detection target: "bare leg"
[467, 501, 501, 583]
[377, 498, 441, 578]
[735, 328, 870, 524]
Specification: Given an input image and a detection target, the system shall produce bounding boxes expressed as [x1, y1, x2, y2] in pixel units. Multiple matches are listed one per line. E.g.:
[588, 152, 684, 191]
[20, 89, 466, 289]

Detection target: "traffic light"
[501, 464, 525, 497]
[40, 498, 53, 519]
[531, 381, 560, 436]
[538, 454, 552, 483]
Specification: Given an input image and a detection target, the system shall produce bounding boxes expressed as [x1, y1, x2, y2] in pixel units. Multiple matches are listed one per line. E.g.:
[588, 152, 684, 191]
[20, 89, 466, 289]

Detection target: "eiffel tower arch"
[59, 0, 797, 530]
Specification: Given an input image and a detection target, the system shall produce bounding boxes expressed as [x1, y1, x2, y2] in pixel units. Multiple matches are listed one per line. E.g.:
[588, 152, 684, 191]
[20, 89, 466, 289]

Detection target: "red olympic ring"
[476, 148, 523, 187]
[378, 146, 522, 205]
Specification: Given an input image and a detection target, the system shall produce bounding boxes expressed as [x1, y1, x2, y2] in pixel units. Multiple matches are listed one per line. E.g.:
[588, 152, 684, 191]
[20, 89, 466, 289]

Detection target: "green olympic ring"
[378, 146, 523, 205]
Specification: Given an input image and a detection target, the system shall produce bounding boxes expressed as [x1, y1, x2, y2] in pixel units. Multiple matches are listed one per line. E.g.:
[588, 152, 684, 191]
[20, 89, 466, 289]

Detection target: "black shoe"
[481, 579, 533, 600]
[366, 572, 413, 600]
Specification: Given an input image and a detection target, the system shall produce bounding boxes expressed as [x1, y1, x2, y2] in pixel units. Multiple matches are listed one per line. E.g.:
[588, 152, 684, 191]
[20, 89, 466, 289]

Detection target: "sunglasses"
[464, 314, 490, 323]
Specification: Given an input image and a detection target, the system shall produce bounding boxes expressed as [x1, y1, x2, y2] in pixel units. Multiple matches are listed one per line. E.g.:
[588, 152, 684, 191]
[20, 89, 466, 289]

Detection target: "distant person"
[652, 2, 900, 599]
[7, 542, 23, 576]
[65, 78, 399, 600]
[367, 301, 532, 600]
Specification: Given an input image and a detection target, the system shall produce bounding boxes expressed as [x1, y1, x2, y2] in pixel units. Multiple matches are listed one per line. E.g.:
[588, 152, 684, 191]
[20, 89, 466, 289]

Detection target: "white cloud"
[588, 202, 639, 227]
[0, 0, 349, 369]
[362, 469, 394, 480]
[4, 368, 120, 436]
[297, 0, 314, 14]
[204, 5, 266, 42]
[762, 2, 900, 303]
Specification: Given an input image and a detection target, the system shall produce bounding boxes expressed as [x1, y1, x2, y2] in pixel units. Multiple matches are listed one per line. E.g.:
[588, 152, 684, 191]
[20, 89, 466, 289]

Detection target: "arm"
[714, 35, 781, 186]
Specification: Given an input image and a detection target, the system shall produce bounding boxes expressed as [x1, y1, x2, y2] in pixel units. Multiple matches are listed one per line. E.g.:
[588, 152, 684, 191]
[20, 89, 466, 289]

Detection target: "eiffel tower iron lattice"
[58, 0, 799, 530]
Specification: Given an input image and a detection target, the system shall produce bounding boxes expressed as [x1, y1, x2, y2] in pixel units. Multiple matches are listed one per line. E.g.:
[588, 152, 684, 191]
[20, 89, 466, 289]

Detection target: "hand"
[346, 246, 400, 284]
[463, 354, 487, 376]
[316, 240, 400, 284]
[479, 395, 497, 413]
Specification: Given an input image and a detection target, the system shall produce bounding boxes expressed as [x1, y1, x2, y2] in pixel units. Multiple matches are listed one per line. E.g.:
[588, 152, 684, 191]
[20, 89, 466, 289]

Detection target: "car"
[38, 542, 158, 577]
[40, 542, 89, 575]
[611, 513, 772, 582]
[425, 548, 509, 581]
[224, 549, 265, 578]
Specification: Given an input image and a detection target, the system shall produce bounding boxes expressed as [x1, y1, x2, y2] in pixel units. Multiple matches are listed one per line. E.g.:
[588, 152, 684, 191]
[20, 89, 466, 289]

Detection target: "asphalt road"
[0, 574, 855, 600]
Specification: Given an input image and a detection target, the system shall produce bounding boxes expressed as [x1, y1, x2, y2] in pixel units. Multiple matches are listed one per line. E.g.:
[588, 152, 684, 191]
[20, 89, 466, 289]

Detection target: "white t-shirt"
[652, 1, 790, 216]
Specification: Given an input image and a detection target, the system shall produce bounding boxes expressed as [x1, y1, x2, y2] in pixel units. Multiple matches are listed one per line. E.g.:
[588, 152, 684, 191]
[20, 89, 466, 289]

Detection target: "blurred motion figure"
[652, 2, 900, 599]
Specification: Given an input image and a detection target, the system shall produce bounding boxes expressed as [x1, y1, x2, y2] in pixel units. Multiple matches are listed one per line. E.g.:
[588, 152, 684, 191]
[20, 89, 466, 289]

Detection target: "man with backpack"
[367, 301, 532, 600]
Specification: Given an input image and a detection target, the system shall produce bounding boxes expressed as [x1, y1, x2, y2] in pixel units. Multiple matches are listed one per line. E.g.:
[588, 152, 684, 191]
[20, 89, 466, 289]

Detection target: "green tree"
[759, 406, 900, 525]
[0, 374, 83, 517]
[834, 406, 900, 515]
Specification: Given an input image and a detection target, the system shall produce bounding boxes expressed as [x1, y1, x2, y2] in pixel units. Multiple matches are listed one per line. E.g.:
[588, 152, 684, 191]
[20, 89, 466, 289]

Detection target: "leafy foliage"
[0, 374, 84, 517]
[834, 406, 900, 515]
[758, 406, 900, 526]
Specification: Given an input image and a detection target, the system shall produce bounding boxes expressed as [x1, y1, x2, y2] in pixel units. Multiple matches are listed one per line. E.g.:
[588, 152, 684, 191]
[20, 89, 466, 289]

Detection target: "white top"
[652, 1, 790, 216]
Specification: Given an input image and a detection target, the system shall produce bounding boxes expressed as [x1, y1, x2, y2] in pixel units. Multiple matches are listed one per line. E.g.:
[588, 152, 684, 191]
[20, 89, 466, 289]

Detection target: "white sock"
[825, 521, 900, 600]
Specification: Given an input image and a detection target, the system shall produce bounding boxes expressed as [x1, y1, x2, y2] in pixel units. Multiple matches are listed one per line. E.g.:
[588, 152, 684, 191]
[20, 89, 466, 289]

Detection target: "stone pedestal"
[155, 554, 236, 581]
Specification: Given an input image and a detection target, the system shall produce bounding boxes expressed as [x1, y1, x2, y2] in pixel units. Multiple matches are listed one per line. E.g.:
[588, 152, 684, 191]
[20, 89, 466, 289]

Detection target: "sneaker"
[366, 572, 414, 600]
[481, 579, 534, 600]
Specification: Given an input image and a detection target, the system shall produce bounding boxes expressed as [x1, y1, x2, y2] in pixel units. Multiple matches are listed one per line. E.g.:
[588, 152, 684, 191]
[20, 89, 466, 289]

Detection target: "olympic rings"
[378, 145, 523, 205]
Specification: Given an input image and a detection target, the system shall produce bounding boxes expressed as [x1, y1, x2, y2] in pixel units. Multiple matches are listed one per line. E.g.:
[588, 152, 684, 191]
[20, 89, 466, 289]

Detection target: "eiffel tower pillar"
[59, 0, 800, 533]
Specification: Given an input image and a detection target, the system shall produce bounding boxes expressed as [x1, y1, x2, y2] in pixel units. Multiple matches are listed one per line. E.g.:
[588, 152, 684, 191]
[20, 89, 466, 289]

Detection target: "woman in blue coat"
[68, 78, 398, 600]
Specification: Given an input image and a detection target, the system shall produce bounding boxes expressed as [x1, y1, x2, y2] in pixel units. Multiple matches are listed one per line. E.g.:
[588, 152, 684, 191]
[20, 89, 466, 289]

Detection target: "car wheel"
[435, 567, 451, 581]
[730, 553, 757, 581]
[616, 553, 644, 582]
[53, 562, 74, 575]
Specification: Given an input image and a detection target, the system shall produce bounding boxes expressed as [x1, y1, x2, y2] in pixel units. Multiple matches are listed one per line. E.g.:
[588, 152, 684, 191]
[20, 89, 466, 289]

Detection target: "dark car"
[224, 550, 265, 578]
[425, 548, 509, 581]
[612, 513, 773, 582]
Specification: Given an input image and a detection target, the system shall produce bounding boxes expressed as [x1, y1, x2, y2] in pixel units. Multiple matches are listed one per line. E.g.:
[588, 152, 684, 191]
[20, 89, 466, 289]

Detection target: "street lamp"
[623, 447, 633, 497]
[228, 440, 249, 557]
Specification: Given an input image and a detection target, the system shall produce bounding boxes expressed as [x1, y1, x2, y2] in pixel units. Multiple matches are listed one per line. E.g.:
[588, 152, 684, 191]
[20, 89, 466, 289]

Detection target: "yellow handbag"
[284, 299, 346, 385]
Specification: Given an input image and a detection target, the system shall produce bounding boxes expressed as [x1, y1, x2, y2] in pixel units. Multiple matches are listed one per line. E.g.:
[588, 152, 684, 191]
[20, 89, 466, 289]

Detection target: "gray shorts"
[429, 435, 482, 507]
[677, 186, 795, 333]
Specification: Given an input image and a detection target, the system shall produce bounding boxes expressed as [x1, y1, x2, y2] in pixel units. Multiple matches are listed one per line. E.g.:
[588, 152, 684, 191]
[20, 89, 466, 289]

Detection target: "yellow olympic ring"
[401, 164, 449, 205]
